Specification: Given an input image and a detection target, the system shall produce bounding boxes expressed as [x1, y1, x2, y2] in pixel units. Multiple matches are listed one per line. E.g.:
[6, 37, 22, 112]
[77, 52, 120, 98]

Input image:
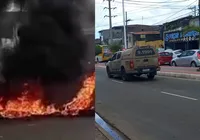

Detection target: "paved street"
[0, 117, 94, 140]
[96, 63, 200, 74]
[96, 66, 200, 140]
[95, 127, 108, 140]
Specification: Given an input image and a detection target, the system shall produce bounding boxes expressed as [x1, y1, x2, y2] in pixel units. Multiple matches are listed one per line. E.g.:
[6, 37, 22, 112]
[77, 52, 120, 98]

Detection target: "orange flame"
[0, 73, 95, 119]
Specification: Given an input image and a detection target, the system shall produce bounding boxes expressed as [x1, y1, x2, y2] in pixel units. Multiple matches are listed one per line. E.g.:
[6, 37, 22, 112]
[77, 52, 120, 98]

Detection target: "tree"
[109, 44, 121, 53]
[95, 45, 102, 56]
[183, 25, 200, 49]
[183, 26, 200, 34]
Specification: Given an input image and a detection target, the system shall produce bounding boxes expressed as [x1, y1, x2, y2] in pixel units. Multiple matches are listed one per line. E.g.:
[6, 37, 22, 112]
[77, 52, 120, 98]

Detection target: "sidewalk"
[95, 63, 200, 80]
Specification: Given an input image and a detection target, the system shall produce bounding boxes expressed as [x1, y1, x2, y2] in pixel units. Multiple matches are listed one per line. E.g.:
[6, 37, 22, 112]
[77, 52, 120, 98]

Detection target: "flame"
[0, 73, 95, 119]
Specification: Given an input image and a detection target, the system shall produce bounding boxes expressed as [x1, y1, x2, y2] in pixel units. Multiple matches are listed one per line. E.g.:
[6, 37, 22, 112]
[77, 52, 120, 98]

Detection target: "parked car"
[165, 49, 183, 58]
[171, 50, 200, 67]
[158, 52, 173, 65]
[172, 50, 183, 58]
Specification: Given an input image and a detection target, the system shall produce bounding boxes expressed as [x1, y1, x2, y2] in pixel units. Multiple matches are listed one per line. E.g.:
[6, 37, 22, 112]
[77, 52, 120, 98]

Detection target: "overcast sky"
[95, 0, 198, 38]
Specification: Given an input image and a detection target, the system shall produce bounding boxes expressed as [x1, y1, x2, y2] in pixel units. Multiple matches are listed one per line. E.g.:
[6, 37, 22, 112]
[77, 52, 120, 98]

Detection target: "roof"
[98, 24, 161, 33]
[129, 31, 160, 35]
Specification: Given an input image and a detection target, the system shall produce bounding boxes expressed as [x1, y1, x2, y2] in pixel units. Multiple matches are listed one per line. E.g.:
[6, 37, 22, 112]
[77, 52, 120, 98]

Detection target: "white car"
[172, 50, 183, 58]
[165, 49, 183, 58]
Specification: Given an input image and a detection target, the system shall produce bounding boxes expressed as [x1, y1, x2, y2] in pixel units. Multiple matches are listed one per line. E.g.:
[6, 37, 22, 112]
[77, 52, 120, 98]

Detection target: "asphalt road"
[0, 117, 94, 140]
[96, 67, 200, 140]
[95, 127, 108, 140]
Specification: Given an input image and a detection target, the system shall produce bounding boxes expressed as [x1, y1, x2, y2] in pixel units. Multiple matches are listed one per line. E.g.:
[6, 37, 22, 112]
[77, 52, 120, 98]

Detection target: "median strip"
[158, 72, 200, 80]
[95, 64, 200, 80]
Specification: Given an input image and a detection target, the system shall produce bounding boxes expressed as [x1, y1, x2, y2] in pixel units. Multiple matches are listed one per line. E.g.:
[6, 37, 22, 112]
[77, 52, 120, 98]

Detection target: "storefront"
[164, 30, 199, 51]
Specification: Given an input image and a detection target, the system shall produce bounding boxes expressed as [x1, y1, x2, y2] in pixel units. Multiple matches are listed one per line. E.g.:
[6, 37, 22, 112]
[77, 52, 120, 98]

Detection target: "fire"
[0, 73, 95, 119]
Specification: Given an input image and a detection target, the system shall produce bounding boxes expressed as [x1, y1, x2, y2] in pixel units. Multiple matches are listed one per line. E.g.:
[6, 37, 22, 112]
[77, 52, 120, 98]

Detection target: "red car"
[158, 52, 173, 65]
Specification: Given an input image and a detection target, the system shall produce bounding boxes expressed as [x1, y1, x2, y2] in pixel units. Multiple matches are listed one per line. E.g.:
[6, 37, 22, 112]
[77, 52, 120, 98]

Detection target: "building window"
[140, 35, 146, 38]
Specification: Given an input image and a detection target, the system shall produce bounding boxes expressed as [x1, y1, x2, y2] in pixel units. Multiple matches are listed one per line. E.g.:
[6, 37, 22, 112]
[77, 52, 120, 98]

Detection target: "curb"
[95, 113, 129, 140]
[95, 123, 113, 140]
[158, 72, 200, 80]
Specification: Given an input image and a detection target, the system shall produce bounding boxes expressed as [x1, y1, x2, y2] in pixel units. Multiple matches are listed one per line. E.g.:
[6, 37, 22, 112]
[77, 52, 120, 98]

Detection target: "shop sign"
[165, 32, 180, 41]
[183, 30, 199, 38]
[165, 30, 199, 42]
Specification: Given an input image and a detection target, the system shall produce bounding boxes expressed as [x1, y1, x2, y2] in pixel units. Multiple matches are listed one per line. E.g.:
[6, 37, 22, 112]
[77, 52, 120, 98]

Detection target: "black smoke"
[0, 0, 93, 105]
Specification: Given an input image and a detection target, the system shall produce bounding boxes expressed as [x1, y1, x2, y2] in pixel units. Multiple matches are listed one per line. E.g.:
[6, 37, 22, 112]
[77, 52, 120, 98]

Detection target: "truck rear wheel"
[106, 67, 113, 78]
[147, 73, 155, 80]
[121, 67, 129, 81]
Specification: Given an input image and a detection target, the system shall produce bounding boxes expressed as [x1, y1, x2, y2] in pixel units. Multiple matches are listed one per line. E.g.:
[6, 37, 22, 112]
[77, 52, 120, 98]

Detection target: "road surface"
[95, 127, 108, 140]
[96, 67, 200, 140]
[0, 117, 94, 140]
[96, 63, 200, 74]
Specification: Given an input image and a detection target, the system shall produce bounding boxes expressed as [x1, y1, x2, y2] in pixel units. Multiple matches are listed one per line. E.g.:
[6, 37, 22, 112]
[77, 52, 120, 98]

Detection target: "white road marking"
[161, 91, 198, 101]
[111, 80, 123, 84]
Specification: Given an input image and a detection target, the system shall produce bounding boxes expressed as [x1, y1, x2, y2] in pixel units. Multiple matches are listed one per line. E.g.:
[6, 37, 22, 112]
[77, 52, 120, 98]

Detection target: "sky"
[95, 0, 199, 38]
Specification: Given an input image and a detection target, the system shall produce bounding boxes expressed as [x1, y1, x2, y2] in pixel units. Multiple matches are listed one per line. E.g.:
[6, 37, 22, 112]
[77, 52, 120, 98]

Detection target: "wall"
[135, 40, 163, 48]
[99, 25, 161, 45]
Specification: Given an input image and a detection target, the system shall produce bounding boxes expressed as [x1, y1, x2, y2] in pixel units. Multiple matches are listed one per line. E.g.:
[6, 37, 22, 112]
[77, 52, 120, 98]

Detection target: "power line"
[114, 0, 187, 15]
[95, 11, 193, 29]
[152, 0, 197, 25]
[103, 0, 117, 44]
[95, 10, 192, 28]
[115, 0, 190, 5]
[124, 0, 190, 4]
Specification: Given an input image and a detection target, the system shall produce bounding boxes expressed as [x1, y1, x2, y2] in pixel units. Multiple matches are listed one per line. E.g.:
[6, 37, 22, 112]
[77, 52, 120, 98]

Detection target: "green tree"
[183, 25, 200, 48]
[109, 44, 121, 53]
[183, 26, 200, 34]
[95, 45, 102, 56]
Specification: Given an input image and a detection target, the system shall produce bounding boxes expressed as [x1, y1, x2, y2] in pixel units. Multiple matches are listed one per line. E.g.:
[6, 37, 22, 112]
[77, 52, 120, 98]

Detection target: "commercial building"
[163, 16, 199, 51]
[98, 24, 161, 45]
[128, 31, 163, 49]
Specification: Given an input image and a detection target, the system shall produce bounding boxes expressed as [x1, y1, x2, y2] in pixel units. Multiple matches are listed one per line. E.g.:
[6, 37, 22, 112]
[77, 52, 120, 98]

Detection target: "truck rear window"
[135, 48, 155, 56]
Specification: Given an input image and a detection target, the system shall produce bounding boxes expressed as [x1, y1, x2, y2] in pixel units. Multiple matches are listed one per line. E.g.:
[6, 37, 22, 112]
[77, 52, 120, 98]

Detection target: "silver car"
[171, 49, 200, 67]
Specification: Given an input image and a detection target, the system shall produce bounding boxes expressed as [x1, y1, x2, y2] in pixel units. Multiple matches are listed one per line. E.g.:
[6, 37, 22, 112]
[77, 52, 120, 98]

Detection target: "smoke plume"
[0, 0, 93, 105]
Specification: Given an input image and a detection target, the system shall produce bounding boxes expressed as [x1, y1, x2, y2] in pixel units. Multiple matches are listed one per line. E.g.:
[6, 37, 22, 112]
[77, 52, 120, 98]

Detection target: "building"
[163, 15, 199, 50]
[128, 31, 163, 48]
[98, 24, 161, 45]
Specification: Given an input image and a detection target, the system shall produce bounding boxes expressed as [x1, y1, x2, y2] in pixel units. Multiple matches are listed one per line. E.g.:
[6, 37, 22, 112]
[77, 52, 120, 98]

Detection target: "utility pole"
[188, 6, 197, 16]
[104, 0, 117, 45]
[122, 0, 127, 49]
[125, 12, 132, 48]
